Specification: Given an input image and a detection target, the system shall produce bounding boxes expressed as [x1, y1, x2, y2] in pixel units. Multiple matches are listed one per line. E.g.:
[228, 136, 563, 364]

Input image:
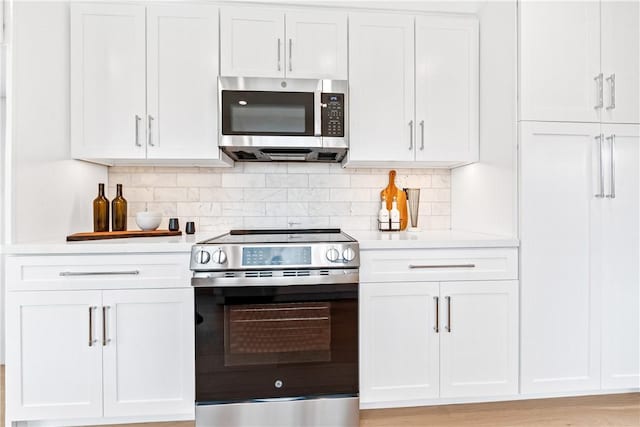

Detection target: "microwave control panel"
[321, 93, 345, 137]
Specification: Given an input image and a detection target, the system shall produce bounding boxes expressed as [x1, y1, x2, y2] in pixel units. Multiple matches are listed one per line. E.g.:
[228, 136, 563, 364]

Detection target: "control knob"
[326, 248, 340, 262]
[342, 247, 356, 262]
[212, 249, 227, 264]
[197, 250, 211, 264]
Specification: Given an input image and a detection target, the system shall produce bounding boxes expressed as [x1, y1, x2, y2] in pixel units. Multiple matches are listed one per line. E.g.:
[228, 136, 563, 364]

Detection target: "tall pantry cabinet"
[519, 0, 639, 395]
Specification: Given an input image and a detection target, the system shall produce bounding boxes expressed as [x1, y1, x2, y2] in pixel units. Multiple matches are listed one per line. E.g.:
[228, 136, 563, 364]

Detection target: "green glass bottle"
[112, 184, 128, 231]
[93, 183, 109, 232]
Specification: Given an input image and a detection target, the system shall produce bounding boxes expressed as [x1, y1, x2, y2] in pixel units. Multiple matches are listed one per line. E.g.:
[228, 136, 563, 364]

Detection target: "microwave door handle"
[314, 90, 322, 137]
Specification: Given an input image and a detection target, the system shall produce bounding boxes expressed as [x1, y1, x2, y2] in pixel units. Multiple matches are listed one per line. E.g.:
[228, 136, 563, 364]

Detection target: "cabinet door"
[519, 1, 600, 122]
[70, 3, 146, 159]
[601, 1, 640, 124]
[147, 5, 221, 160]
[360, 282, 439, 404]
[102, 288, 194, 417]
[5, 291, 103, 420]
[439, 281, 518, 398]
[220, 7, 284, 78]
[600, 124, 640, 389]
[520, 122, 602, 394]
[415, 15, 478, 164]
[284, 11, 347, 79]
[348, 13, 415, 163]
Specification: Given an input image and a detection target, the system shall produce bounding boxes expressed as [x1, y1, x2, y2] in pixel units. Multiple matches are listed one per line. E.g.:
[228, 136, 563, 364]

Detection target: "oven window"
[222, 90, 314, 136]
[225, 302, 331, 366]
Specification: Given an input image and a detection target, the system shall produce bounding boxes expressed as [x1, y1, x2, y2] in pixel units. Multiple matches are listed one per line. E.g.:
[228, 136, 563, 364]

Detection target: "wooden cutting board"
[380, 170, 408, 230]
[66, 230, 182, 241]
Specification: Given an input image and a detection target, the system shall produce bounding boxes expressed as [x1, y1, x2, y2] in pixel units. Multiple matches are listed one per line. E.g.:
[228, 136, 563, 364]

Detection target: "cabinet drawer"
[6, 253, 191, 291]
[360, 248, 518, 283]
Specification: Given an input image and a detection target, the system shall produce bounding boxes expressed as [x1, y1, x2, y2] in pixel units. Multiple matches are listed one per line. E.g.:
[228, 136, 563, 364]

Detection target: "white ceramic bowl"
[135, 211, 162, 231]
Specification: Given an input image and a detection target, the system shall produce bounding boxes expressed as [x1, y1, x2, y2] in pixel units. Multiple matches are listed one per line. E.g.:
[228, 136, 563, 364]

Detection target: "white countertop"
[347, 230, 519, 249]
[2, 229, 517, 255]
[1, 232, 220, 255]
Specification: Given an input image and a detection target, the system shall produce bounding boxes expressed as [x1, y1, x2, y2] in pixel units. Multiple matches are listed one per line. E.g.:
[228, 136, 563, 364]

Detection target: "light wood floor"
[1, 365, 638, 427]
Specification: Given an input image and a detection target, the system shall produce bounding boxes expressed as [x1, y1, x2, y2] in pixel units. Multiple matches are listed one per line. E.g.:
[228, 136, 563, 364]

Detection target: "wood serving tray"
[66, 230, 182, 241]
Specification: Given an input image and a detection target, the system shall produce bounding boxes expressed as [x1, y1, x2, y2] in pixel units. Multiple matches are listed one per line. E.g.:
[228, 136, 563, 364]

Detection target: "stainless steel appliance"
[191, 229, 359, 427]
[219, 77, 348, 162]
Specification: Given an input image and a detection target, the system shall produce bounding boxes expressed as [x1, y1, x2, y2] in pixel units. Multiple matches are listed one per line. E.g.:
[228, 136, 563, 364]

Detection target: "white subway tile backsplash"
[109, 165, 451, 232]
[266, 174, 309, 188]
[221, 173, 265, 188]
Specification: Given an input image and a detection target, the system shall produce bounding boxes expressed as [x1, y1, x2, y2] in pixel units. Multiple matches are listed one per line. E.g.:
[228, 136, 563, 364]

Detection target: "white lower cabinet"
[520, 121, 640, 394]
[360, 282, 440, 403]
[439, 282, 518, 398]
[360, 279, 518, 407]
[6, 291, 104, 421]
[102, 289, 194, 417]
[6, 288, 194, 423]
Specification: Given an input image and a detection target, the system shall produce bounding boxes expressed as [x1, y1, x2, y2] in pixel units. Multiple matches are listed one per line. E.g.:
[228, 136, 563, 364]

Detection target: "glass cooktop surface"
[199, 228, 355, 245]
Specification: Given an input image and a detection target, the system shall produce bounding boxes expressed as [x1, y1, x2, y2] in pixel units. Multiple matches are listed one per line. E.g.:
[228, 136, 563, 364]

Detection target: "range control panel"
[321, 93, 345, 137]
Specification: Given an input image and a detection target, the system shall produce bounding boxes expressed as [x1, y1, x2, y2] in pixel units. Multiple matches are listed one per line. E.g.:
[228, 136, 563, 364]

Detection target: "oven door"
[195, 283, 358, 403]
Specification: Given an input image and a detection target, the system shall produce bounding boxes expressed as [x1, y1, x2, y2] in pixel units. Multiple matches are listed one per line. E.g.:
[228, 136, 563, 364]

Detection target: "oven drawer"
[6, 253, 191, 291]
[360, 248, 518, 283]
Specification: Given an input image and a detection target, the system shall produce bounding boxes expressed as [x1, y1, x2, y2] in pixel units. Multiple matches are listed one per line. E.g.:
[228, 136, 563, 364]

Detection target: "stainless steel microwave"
[218, 77, 348, 162]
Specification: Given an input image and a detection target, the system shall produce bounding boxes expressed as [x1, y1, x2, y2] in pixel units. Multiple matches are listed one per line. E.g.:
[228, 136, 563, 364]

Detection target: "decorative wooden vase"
[380, 170, 408, 230]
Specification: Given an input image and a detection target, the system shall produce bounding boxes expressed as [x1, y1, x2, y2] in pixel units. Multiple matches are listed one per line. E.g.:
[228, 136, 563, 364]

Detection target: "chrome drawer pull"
[60, 270, 140, 277]
[408, 264, 476, 269]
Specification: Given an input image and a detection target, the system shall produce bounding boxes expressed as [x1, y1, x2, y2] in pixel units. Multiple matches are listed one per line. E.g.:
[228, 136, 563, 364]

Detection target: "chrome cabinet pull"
[148, 115, 154, 146]
[288, 39, 292, 72]
[88, 306, 95, 347]
[135, 115, 142, 147]
[60, 270, 140, 277]
[606, 134, 616, 199]
[409, 120, 414, 150]
[445, 296, 451, 333]
[102, 306, 110, 346]
[434, 296, 440, 333]
[595, 134, 605, 198]
[277, 38, 281, 71]
[419, 120, 425, 150]
[409, 264, 475, 269]
[606, 74, 615, 110]
[594, 73, 603, 109]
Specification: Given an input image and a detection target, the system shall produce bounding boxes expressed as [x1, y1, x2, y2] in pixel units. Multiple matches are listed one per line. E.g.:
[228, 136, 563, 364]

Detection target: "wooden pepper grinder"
[380, 170, 408, 230]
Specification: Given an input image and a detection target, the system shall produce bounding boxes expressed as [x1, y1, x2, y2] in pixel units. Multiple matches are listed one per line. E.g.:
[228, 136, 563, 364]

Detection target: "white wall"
[451, 0, 518, 237]
[10, 1, 107, 243]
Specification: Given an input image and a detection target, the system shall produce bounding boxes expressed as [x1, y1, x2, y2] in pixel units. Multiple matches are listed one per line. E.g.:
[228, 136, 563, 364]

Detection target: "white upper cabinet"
[601, 1, 640, 124]
[70, 4, 147, 159]
[348, 13, 415, 163]
[599, 124, 640, 389]
[146, 5, 219, 160]
[520, 1, 639, 124]
[71, 3, 230, 166]
[415, 15, 478, 164]
[220, 8, 284, 78]
[284, 11, 347, 79]
[220, 8, 347, 79]
[347, 12, 479, 168]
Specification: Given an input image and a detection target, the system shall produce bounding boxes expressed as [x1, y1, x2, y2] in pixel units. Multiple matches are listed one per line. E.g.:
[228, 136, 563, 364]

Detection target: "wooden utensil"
[66, 230, 182, 241]
[380, 170, 408, 230]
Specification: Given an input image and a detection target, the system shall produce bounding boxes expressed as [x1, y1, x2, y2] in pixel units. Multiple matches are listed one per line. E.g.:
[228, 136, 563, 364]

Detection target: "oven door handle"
[314, 89, 323, 137]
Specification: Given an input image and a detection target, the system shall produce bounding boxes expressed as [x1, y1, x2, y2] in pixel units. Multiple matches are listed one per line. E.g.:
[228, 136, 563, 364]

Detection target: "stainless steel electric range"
[190, 229, 359, 427]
